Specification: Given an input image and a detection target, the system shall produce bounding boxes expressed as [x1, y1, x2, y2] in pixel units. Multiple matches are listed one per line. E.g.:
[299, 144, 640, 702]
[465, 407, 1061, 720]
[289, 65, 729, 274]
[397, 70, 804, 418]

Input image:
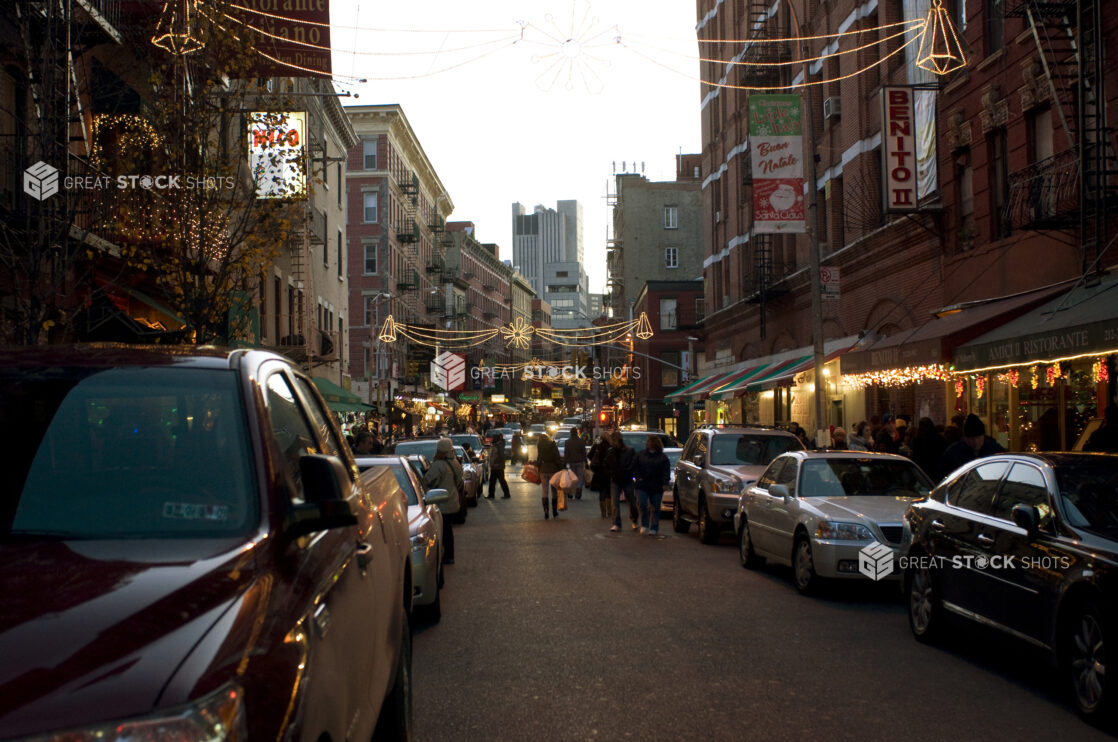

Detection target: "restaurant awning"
[312, 377, 374, 413]
[708, 337, 860, 399]
[494, 403, 520, 414]
[668, 368, 739, 402]
[841, 284, 1071, 376]
[664, 372, 718, 401]
[704, 362, 774, 400]
[954, 271, 1118, 372]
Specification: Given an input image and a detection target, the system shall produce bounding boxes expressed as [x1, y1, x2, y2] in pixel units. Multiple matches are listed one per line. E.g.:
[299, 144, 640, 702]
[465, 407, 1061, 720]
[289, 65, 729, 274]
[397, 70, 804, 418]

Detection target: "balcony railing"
[1005, 149, 1080, 231]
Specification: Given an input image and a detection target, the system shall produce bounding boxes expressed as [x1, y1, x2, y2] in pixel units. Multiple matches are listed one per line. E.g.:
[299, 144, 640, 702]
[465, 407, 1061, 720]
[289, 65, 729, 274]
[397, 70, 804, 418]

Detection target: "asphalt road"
[413, 466, 1115, 742]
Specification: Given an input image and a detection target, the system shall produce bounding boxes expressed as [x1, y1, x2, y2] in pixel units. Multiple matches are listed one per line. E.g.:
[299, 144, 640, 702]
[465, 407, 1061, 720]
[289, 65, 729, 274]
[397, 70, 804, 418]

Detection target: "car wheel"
[907, 562, 942, 643]
[792, 535, 818, 594]
[672, 488, 690, 534]
[738, 518, 761, 568]
[372, 610, 413, 742]
[698, 496, 719, 545]
[436, 555, 445, 589]
[1063, 599, 1112, 719]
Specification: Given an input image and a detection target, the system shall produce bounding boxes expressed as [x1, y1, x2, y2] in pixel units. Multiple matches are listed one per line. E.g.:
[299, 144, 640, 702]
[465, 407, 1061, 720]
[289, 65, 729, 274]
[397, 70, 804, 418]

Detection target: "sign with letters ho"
[881, 86, 918, 213]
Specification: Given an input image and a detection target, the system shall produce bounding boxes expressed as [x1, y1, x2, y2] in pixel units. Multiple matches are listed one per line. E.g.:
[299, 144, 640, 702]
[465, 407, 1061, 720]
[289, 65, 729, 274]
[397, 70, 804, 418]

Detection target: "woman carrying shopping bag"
[534, 431, 564, 519]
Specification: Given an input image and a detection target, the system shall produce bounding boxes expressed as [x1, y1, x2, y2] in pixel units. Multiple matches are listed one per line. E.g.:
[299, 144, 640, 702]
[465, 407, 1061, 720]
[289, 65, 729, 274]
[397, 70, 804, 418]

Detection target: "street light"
[687, 335, 701, 435]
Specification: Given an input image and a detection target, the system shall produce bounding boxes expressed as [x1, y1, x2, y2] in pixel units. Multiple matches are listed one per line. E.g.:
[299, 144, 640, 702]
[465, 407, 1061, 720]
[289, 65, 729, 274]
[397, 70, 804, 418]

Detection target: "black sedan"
[903, 452, 1118, 720]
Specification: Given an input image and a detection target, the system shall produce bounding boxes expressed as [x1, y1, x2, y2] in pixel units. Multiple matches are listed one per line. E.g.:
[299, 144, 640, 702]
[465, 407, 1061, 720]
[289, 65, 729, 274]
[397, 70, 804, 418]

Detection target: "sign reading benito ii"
[881, 86, 918, 213]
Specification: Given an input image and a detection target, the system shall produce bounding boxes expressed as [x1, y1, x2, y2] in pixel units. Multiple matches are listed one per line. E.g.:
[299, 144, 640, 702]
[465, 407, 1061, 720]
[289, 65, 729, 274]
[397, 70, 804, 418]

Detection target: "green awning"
[312, 377, 373, 413]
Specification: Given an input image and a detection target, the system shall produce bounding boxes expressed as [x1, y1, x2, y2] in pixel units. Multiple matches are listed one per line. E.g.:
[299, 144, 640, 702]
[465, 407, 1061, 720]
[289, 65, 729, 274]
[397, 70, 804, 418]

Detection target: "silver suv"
[673, 426, 804, 544]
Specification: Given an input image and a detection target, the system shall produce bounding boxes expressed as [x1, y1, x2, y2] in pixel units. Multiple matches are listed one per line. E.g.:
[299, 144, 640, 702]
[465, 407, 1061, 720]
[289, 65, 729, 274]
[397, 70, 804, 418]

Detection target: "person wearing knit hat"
[940, 413, 1006, 476]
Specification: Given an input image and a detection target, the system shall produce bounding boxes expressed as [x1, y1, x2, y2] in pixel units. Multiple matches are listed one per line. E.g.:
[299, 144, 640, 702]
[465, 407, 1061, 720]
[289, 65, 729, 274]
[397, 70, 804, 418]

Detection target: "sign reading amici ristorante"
[749, 95, 805, 234]
[954, 318, 1118, 372]
[881, 86, 919, 213]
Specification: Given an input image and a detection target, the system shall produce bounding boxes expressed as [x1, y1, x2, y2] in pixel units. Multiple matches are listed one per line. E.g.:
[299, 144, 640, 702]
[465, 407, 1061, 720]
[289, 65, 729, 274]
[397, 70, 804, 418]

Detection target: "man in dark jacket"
[535, 433, 564, 519]
[940, 414, 1005, 476]
[564, 428, 588, 500]
[604, 431, 638, 532]
[487, 432, 510, 499]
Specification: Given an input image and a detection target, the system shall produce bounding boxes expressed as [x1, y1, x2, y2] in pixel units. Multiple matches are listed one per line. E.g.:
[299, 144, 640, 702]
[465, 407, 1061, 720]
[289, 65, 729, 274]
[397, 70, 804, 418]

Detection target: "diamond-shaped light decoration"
[378, 315, 397, 343]
[151, 0, 206, 56]
[635, 312, 654, 340]
[916, 0, 966, 75]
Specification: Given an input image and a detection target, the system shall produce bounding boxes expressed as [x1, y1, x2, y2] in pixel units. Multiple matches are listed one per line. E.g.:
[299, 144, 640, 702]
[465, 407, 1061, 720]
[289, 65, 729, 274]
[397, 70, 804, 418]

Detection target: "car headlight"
[21, 683, 246, 742]
[712, 475, 743, 493]
[815, 521, 874, 540]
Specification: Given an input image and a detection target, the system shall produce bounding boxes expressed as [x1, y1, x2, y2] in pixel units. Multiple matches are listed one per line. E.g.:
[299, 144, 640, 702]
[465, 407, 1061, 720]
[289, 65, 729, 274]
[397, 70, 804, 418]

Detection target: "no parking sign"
[821, 267, 840, 299]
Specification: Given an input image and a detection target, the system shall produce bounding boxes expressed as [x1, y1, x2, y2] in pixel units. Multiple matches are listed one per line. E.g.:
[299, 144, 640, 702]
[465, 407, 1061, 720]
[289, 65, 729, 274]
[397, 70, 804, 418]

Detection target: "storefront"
[953, 272, 1118, 451]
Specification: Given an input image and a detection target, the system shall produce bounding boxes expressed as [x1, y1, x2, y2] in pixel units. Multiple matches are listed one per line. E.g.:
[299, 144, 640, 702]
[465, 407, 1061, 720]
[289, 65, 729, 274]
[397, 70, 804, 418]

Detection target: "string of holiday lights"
[842, 364, 952, 390]
[378, 312, 654, 350]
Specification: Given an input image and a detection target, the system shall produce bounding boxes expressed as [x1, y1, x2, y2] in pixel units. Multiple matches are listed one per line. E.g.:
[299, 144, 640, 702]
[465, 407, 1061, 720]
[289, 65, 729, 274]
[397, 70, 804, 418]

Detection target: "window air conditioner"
[823, 97, 841, 120]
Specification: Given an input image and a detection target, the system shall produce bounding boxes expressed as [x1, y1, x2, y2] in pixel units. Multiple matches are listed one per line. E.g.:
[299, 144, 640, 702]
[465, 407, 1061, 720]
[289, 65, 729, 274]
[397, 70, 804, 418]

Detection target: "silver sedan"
[734, 451, 935, 594]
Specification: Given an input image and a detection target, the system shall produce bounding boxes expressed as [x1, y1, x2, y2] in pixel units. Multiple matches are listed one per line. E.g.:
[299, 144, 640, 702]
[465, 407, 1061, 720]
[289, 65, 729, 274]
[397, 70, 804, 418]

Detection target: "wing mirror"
[288, 454, 359, 538]
[692, 454, 704, 466]
[1011, 503, 1039, 537]
[424, 487, 451, 505]
[769, 483, 791, 500]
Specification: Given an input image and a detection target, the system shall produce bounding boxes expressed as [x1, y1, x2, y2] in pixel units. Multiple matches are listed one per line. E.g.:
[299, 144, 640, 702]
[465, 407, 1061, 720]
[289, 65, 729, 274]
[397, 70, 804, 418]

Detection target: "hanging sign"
[749, 95, 805, 233]
[881, 86, 918, 212]
[247, 111, 306, 199]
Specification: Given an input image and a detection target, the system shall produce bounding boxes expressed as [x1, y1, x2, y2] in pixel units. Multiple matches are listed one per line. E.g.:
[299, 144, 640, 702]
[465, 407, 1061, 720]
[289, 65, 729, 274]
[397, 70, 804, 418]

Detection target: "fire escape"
[740, 1, 791, 338]
[1005, 0, 1117, 274]
[394, 171, 421, 325]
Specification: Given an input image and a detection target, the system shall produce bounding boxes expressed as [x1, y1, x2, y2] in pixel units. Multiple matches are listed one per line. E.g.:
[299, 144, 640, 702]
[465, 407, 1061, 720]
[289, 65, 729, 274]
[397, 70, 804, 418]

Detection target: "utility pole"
[791, 0, 828, 447]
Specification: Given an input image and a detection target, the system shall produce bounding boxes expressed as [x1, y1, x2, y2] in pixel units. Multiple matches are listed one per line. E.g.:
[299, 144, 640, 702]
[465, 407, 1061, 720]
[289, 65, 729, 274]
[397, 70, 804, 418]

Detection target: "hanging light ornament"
[1030, 365, 1039, 389]
[1007, 369, 1020, 387]
[500, 316, 535, 349]
[378, 315, 397, 343]
[955, 378, 965, 398]
[635, 311, 654, 340]
[975, 375, 986, 399]
[915, 0, 966, 75]
[152, 0, 206, 55]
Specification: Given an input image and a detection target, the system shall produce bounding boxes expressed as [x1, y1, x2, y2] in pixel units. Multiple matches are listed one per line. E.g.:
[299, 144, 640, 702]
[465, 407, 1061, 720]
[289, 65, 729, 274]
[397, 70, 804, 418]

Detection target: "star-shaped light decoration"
[501, 316, 535, 349]
[634, 311, 654, 340]
[151, 0, 206, 56]
[378, 315, 397, 343]
[916, 0, 966, 75]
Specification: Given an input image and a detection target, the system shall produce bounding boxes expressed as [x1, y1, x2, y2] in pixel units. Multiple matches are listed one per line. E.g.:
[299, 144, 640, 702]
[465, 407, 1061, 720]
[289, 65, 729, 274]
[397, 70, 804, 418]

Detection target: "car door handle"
[976, 533, 995, 547]
[930, 519, 946, 533]
[356, 541, 373, 569]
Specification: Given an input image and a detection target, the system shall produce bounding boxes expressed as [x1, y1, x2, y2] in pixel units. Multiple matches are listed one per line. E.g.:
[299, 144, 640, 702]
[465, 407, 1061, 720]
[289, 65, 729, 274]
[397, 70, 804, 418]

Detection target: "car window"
[291, 376, 352, 477]
[756, 458, 787, 490]
[710, 434, 799, 466]
[774, 458, 798, 488]
[695, 434, 708, 461]
[992, 463, 1053, 529]
[800, 458, 934, 498]
[393, 440, 440, 459]
[265, 373, 323, 504]
[1055, 459, 1118, 535]
[798, 461, 846, 497]
[947, 461, 1008, 516]
[10, 367, 256, 539]
[680, 434, 698, 461]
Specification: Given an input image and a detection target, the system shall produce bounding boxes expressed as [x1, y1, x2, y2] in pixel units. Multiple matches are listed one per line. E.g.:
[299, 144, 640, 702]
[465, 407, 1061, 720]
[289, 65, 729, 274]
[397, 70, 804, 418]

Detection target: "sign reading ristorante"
[955, 319, 1118, 371]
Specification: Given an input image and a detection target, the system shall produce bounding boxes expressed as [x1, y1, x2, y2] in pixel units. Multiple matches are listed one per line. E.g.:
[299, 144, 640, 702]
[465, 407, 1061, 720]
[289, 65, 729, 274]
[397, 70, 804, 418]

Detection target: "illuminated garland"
[842, 364, 952, 390]
[378, 312, 654, 350]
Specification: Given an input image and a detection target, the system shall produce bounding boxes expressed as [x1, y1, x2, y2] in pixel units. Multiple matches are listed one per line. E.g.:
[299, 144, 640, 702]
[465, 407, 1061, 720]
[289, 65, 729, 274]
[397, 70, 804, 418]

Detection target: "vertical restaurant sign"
[749, 94, 805, 234]
[881, 86, 918, 212]
[229, 0, 332, 76]
[248, 111, 306, 199]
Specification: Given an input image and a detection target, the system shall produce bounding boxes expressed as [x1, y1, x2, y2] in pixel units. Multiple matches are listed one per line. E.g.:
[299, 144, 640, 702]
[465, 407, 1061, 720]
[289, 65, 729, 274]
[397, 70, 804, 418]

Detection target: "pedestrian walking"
[352, 431, 378, 456]
[605, 431, 638, 532]
[534, 431, 564, 519]
[587, 432, 612, 518]
[564, 427, 588, 500]
[510, 430, 524, 464]
[487, 431, 511, 499]
[910, 417, 947, 481]
[940, 414, 1006, 476]
[830, 427, 847, 449]
[848, 421, 871, 451]
[424, 437, 464, 564]
[633, 434, 670, 535]
[874, 413, 901, 454]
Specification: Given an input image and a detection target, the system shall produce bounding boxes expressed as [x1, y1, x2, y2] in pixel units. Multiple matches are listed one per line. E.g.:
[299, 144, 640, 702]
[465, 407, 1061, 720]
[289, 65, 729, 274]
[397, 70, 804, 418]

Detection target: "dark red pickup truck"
[0, 345, 413, 741]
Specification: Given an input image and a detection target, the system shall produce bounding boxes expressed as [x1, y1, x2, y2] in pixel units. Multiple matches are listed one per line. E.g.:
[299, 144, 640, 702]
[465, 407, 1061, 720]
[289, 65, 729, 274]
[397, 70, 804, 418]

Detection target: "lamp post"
[687, 335, 701, 436]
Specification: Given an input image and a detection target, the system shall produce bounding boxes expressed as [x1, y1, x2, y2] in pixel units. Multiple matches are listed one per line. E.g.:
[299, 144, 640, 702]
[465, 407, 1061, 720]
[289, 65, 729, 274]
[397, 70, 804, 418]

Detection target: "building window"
[956, 152, 975, 251]
[336, 163, 342, 206]
[665, 247, 678, 269]
[337, 230, 343, 276]
[989, 129, 1010, 240]
[695, 297, 705, 323]
[659, 298, 677, 330]
[364, 243, 377, 274]
[363, 192, 378, 223]
[363, 139, 377, 169]
[664, 205, 679, 229]
[556, 271, 568, 277]
[986, 0, 1004, 55]
[661, 350, 681, 388]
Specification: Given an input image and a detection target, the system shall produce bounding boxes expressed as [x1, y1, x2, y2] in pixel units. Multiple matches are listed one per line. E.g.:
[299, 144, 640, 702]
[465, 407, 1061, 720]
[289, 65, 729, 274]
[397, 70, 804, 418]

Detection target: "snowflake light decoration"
[530, 0, 616, 93]
[501, 316, 535, 349]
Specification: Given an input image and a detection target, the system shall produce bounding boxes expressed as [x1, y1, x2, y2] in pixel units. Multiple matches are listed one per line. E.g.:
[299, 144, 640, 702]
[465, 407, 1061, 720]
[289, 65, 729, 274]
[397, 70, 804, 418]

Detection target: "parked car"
[661, 447, 683, 512]
[525, 423, 548, 440]
[454, 444, 481, 505]
[449, 433, 487, 483]
[736, 451, 935, 593]
[673, 426, 804, 543]
[387, 438, 468, 522]
[0, 345, 413, 741]
[904, 452, 1118, 720]
[619, 429, 679, 451]
[357, 455, 448, 621]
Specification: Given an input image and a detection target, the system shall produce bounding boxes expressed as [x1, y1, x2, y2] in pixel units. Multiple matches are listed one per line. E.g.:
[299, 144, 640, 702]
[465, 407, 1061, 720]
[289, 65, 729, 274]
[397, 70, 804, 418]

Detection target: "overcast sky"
[331, 0, 702, 293]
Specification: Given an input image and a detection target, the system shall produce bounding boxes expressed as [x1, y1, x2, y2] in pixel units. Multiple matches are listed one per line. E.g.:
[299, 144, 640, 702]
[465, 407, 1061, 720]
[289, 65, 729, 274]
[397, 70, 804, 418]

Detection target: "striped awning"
[664, 370, 728, 401]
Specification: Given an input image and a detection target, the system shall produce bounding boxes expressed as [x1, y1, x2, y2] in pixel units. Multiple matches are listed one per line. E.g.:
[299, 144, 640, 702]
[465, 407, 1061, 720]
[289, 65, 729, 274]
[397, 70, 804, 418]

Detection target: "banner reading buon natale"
[749, 95, 805, 234]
